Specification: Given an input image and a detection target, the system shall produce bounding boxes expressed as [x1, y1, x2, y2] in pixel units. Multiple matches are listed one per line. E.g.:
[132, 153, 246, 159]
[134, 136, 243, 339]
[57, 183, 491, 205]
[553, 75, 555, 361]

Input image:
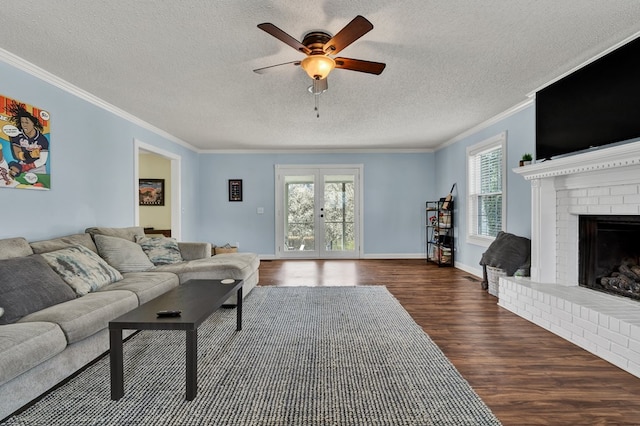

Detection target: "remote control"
[156, 310, 182, 317]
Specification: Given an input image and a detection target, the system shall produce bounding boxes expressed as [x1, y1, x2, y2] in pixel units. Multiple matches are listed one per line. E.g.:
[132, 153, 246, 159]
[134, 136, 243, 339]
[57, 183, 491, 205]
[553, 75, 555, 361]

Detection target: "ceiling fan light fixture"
[300, 55, 335, 80]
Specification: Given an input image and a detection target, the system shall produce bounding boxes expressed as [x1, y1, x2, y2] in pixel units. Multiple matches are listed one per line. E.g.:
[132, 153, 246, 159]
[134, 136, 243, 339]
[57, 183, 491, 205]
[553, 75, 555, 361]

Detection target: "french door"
[275, 165, 362, 259]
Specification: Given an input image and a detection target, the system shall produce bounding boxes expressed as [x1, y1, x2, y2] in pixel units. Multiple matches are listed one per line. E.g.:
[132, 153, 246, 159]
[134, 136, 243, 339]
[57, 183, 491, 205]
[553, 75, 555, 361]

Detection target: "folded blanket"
[479, 231, 531, 276]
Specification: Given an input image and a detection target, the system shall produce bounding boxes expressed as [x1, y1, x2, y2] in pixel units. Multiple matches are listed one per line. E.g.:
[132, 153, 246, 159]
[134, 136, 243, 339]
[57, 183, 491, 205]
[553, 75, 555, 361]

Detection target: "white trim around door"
[275, 164, 363, 259]
[133, 139, 182, 240]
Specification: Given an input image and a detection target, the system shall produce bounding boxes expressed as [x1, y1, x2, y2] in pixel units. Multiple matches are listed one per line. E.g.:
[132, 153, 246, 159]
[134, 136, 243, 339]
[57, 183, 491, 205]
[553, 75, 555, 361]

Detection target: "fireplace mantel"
[513, 139, 640, 181]
[512, 140, 640, 284]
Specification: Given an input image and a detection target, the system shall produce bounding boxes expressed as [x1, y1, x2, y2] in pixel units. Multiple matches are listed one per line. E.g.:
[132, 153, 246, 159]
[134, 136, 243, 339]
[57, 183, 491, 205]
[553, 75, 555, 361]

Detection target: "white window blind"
[467, 132, 506, 246]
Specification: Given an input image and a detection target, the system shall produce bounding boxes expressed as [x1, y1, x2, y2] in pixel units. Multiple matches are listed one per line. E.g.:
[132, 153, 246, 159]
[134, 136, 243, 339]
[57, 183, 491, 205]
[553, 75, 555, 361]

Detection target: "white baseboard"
[361, 253, 426, 259]
[453, 262, 483, 278]
[260, 253, 477, 262]
[257, 255, 483, 277]
[259, 253, 426, 260]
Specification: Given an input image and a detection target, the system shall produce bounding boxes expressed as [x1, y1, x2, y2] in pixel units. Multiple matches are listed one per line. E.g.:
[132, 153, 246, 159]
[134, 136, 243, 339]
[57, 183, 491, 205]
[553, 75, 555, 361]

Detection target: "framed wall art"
[0, 95, 51, 190]
[229, 179, 242, 202]
[139, 178, 165, 206]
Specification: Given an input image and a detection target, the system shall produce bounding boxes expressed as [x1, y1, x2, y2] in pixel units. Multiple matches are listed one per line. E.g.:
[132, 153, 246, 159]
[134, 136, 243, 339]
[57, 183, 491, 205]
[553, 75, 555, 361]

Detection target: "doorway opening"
[134, 139, 182, 240]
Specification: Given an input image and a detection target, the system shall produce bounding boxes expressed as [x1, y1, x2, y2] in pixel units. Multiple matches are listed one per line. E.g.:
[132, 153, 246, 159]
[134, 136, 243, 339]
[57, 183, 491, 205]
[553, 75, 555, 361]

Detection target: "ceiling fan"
[253, 15, 386, 116]
[253, 15, 385, 79]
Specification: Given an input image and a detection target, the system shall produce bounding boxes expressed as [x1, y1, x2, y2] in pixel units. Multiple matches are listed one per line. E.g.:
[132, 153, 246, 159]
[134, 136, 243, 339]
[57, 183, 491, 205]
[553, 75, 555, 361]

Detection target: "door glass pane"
[285, 175, 315, 251]
[323, 175, 355, 252]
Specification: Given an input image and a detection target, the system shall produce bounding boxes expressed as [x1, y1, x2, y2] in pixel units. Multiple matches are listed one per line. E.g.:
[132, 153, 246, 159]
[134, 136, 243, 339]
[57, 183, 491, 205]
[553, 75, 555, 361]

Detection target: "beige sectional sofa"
[0, 227, 259, 419]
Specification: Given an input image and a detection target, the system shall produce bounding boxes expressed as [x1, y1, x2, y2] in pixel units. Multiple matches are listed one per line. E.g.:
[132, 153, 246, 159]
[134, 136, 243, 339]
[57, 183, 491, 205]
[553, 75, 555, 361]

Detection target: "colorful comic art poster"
[0, 95, 50, 190]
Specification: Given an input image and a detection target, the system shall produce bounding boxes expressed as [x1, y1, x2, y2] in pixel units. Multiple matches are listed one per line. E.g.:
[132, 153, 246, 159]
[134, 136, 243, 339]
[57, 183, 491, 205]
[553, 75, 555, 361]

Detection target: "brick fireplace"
[500, 140, 640, 378]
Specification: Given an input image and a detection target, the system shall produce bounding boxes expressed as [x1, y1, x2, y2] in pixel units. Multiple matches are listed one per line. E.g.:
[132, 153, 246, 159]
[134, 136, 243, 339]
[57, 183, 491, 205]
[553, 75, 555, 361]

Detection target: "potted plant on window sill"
[519, 153, 533, 167]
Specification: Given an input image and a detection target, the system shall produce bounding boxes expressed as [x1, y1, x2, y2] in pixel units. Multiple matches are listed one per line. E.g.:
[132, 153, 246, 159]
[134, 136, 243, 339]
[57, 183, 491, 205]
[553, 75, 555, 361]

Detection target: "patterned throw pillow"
[41, 245, 123, 296]
[135, 236, 184, 266]
[94, 234, 155, 273]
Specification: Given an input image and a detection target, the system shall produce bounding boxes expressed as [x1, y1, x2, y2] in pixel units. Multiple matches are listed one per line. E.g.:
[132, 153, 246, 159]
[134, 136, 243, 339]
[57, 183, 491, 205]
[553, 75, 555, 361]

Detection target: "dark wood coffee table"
[108, 278, 243, 401]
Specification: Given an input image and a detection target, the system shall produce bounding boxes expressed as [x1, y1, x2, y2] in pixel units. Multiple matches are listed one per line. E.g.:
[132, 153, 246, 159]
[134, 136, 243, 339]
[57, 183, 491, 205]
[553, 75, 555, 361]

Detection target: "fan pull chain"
[313, 78, 320, 118]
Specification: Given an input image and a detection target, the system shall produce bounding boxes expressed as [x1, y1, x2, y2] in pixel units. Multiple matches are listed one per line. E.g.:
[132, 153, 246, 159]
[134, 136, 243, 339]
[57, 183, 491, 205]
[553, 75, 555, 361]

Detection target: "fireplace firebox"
[579, 215, 640, 301]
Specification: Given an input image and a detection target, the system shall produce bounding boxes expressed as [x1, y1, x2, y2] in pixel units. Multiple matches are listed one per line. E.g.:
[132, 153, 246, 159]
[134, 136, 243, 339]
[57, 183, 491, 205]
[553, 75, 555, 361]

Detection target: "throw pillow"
[41, 245, 123, 296]
[30, 233, 99, 255]
[85, 226, 146, 242]
[135, 235, 183, 266]
[0, 254, 77, 324]
[94, 234, 155, 273]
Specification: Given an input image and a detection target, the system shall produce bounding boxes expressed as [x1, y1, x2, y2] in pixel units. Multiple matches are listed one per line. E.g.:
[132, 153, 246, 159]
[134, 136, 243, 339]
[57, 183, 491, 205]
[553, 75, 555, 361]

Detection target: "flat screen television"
[535, 36, 640, 161]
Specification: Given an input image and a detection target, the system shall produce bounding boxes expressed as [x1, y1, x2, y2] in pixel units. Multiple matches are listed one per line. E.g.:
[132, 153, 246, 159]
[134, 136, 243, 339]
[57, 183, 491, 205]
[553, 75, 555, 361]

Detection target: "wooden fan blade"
[323, 16, 373, 55]
[257, 23, 311, 54]
[334, 57, 386, 75]
[253, 61, 301, 74]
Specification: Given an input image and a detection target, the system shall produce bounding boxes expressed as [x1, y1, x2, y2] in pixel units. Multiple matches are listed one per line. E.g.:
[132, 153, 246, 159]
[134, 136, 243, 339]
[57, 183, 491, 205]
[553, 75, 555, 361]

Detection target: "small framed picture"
[139, 178, 165, 206]
[229, 179, 243, 202]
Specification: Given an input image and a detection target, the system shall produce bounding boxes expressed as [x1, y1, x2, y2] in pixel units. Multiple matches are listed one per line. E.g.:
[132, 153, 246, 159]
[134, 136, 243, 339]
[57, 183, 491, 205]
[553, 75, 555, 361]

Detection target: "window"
[466, 132, 506, 247]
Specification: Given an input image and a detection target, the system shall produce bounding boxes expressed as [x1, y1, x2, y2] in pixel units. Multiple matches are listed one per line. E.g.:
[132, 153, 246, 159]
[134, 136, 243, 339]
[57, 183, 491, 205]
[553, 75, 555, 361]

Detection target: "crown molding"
[527, 30, 640, 97]
[198, 147, 434, 154]
[436, 98, 534, 151]
[0, 48, 198, 153]
[0, 46, 540, 156]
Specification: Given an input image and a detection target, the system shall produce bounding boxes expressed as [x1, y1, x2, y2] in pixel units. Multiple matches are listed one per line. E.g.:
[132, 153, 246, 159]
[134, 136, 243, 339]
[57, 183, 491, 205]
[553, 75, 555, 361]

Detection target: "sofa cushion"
[85, 226, 145, 242]
[0, 254, 77, 325]
[0, 322, 67, 386]
[30, 233, 98, 255]
[136, 235, 184, 266]
[100, 272, 179, 304]
[94, 234, 154, 273]
[155, 252, 259, 283]
[41, 245, 123, 296]
[19, 290, 138, 344]
[178, 241, 212, 261]
[0, 237, 34, 260]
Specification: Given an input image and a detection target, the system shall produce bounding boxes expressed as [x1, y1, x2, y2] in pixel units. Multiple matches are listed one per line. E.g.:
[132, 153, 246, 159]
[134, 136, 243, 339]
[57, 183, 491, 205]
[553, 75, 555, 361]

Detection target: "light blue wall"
[434, 105, 535, 273]
[1, 55, 534, 266]
[197, 152, 436, 256]
[0, 60, 201, 241]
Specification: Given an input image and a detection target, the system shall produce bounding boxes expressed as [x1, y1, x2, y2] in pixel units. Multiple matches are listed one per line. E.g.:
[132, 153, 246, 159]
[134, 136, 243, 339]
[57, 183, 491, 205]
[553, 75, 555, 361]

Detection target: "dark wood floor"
[258, 259, 640, 426]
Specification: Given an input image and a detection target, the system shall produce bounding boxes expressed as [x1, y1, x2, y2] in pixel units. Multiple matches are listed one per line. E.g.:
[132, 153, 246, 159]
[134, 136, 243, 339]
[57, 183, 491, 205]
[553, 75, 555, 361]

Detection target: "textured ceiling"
[2, 1, 640, 151]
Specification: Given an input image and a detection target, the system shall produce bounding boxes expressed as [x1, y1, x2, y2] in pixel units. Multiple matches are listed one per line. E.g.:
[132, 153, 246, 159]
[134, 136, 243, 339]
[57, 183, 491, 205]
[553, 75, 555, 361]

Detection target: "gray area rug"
[3, 286, 501, 425]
